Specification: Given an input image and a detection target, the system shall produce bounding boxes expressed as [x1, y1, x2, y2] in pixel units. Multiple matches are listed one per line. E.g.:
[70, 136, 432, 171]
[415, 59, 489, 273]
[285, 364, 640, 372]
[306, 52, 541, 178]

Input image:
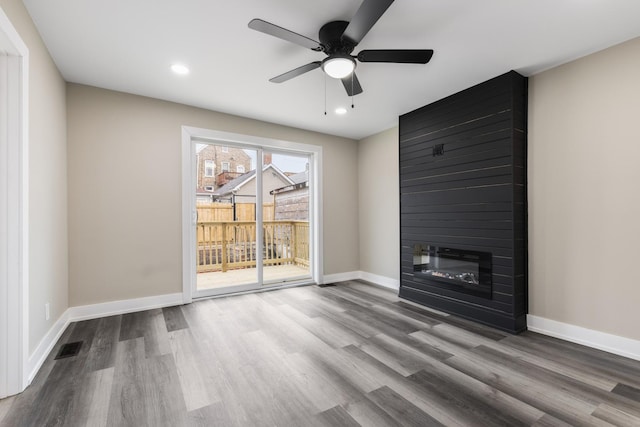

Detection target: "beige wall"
[67, 84, 358, 306]
[528, 36, 640, 340]
[358, 127, 399, 282]
[0, 0, 68, 354]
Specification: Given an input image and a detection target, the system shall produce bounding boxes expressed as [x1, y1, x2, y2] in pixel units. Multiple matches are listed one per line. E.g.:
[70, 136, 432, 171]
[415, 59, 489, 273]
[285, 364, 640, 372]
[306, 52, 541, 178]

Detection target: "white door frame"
[181, 126, 323, 302]
[0, 7, 29, 397]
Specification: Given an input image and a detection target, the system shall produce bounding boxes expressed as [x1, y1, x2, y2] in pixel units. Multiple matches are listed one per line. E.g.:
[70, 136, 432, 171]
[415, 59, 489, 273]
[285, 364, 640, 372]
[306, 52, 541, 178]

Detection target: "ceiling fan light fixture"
[322, 55, 356, 79]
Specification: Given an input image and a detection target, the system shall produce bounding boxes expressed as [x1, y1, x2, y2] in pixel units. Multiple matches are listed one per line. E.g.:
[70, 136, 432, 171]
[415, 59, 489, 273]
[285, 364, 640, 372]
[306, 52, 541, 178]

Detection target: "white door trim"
[0, 6, 29, 397]
[181, 126, 323, 301]
[180, 127, 195, 304]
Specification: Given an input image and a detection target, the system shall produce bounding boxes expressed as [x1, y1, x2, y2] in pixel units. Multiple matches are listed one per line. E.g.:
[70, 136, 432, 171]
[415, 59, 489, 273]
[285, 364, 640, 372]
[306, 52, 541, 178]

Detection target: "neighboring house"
[271, 170, 309, 221]
[212, 164, 294, 206]
[196, 187, 216, 203]
[196, 145, 251, 191]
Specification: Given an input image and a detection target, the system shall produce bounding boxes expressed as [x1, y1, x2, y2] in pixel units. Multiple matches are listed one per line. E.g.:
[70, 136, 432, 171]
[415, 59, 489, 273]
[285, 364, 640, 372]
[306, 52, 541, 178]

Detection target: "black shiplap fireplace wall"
[399, 71, 528, 333]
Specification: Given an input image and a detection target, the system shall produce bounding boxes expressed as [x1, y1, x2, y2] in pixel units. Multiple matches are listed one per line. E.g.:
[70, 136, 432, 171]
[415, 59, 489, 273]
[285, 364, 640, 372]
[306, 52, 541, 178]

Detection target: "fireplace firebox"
[413, 245, 492, 298]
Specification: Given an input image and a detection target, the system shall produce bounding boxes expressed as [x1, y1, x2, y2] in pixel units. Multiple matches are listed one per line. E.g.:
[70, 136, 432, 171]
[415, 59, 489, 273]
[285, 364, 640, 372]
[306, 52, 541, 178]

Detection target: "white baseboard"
[29, 285, 640, 388]
[322, 270, 399, 291]
[322, 271, 361, 284]
[67, 292, 184, 322]
[527, 315, 640, 362]
[349, 276, 640, 361]
[358, 271, 400, 291]
[27, 309, 72, 384]
[27, 292, 184, 383]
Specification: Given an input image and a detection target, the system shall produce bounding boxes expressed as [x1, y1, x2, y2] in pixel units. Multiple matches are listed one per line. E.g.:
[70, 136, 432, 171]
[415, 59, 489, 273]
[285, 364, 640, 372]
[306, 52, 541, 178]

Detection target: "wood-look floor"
[2, 281, 640, 426]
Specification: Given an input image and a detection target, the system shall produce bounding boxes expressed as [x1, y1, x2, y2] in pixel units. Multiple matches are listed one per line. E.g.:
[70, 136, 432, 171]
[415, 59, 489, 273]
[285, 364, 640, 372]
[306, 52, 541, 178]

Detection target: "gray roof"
[270, 170, 309, 195]
[288, 170, 308, 185]
[213, 164, 295, 197]
[212, 170, 256, 196]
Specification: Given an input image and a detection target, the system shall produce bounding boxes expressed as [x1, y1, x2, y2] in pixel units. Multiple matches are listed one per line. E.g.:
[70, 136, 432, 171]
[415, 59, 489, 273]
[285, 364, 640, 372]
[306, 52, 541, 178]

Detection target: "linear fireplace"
[413, 245, 492, 298]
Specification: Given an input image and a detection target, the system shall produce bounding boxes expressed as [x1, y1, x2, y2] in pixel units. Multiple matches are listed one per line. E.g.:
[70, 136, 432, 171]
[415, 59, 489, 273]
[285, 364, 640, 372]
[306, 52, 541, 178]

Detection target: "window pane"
[196, 144, 257, 292]
[262, 151, 311, 285]
[204, 160, 214, 177]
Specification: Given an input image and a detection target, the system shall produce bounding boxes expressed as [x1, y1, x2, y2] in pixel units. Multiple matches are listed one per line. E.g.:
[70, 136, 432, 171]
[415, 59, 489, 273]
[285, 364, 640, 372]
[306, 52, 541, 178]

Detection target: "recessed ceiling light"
[335, 107, 348, 115]
[171, 64, 190, 75]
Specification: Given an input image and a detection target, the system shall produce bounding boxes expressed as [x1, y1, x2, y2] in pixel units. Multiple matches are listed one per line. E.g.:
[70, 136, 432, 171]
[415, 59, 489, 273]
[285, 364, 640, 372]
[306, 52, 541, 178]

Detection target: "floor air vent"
[318, 283, 336, 288]
[55, 341, 82, 360]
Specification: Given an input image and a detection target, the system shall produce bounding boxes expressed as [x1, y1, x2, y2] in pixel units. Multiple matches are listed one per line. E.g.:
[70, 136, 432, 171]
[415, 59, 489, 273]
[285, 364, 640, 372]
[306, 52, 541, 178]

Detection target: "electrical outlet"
[45, 303, 50, 321]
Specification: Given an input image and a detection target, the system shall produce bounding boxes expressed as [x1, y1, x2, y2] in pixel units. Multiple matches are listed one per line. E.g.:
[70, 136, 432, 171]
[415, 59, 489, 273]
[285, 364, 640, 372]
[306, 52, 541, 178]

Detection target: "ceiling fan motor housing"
[319, 21, 356, 55]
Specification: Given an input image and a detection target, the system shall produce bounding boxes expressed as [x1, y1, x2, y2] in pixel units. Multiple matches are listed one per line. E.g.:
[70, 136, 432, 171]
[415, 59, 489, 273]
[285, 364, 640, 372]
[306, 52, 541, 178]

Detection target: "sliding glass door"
[191, 141, 313, 298]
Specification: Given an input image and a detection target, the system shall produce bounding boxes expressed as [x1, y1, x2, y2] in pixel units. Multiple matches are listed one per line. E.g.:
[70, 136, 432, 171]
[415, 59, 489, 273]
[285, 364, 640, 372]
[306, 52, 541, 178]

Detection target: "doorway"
[0, 7, 29, 397]
[182, 128, 322, 301]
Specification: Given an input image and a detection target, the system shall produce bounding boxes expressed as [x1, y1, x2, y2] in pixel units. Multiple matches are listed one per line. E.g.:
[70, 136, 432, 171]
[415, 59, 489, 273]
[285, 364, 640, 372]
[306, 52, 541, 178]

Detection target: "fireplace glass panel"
[413, 245, 492, 297]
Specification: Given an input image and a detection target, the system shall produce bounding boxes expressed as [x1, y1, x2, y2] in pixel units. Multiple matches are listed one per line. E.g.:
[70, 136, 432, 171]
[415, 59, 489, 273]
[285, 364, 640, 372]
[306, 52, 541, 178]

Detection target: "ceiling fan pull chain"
[351, 74, 355, 109]
[324, 73, 327, 115]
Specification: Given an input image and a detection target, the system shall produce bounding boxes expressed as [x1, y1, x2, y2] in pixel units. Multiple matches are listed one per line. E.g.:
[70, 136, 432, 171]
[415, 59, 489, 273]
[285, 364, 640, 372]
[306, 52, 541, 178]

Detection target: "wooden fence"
[197, 220, 309, 273]
[197, 202, 274, 222]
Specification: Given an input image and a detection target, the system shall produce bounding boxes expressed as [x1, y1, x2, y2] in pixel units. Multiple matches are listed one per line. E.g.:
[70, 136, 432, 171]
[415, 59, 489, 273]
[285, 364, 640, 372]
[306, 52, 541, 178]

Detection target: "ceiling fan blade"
[341, 0, 394, 45]
[249, 19, 322, 51]
[357, 49, 434, 64]
[269, 62, 322, 83]
[341, 73, 363, 96]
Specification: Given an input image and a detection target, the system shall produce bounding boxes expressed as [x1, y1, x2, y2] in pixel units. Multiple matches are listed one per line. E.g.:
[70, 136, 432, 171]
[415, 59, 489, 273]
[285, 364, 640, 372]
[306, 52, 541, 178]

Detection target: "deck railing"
[197, 220, 309, 273]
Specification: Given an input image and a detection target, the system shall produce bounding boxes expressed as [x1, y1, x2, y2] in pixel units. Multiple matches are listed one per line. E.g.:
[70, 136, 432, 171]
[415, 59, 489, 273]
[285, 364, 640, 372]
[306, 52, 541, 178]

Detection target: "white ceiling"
[23, 0, 640, 140]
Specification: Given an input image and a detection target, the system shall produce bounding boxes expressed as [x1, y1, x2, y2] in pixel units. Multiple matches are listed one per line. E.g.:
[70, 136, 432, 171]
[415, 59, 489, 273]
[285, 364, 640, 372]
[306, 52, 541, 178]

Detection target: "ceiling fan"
[248, 0, 434, 96]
